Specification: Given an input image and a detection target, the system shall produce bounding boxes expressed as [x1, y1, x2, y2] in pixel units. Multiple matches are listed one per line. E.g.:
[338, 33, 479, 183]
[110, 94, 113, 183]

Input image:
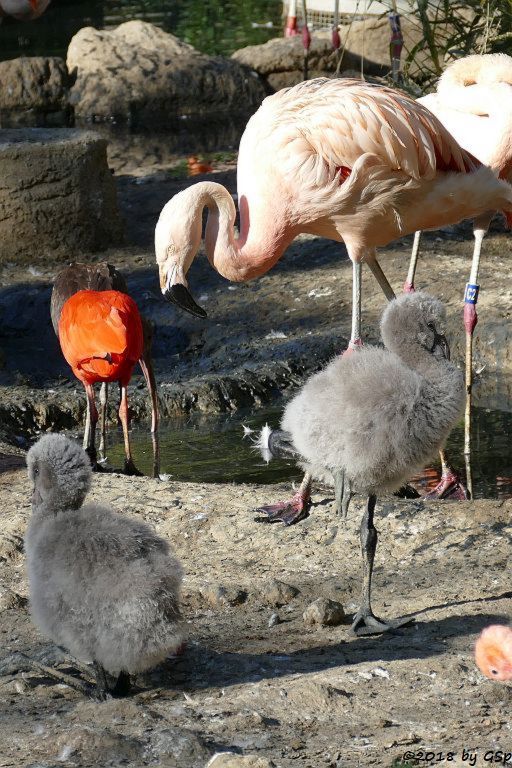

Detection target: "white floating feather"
[256, 424, 274, 464]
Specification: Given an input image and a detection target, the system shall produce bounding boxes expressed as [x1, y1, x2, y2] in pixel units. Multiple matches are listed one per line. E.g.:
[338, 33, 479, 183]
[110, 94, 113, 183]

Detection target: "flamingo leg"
[118, 383, 142, 476]
[462, 217, 490, 500]
[139, 354, 160, 478]
[84, 383, 98, 467]
[255, 471, 312, 525]
[351, 495, 413, 636]
[404, 230, 422, 293]
[98, 382, 108, 462]
[342, 260, 363, 357]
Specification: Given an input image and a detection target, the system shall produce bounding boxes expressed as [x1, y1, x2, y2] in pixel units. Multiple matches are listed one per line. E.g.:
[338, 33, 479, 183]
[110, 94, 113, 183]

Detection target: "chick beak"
[161, 265, 207, 319]
[434, 332, 450, 360]
[268, 430, 300, 461]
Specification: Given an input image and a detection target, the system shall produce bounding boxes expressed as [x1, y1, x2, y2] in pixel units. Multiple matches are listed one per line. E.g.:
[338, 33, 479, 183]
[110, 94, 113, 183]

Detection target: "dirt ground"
[0, 158, 512, 768]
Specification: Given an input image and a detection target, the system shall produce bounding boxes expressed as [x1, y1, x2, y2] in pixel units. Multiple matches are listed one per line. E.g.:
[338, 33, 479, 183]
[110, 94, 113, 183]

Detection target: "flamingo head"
[155, 189, 207, 319]
[475, 625, 512, 682]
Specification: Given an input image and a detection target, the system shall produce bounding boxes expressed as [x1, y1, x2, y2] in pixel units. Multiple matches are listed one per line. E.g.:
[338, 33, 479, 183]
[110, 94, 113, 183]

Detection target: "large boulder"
[233, 16, 442, 91]
[0, 129, 123, 264]
[0, 56, 71, 127]
[67, 21, 267, 125]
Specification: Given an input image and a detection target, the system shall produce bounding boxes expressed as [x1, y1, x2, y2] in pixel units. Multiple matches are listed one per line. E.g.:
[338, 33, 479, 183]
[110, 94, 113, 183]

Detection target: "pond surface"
[0, 0, 282, 62]
[99, 404, 512, 500]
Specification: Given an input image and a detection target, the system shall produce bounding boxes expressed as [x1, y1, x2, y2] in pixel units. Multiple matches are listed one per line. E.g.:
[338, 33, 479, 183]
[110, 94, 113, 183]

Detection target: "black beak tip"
[164, 284, 207, 319]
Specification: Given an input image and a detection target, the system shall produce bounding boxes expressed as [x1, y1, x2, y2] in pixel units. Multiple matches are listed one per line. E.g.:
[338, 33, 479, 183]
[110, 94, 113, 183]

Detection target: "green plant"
[400, 0, 512, 91]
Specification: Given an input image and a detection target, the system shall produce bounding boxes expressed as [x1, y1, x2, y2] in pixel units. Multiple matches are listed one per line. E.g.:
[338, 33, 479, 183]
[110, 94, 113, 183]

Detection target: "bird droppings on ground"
[1, 458, 512, 766]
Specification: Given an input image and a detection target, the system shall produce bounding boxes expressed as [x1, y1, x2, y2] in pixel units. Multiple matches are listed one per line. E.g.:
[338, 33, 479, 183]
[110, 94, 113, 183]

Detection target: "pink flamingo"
[0, 0, 50, 21]
[155, 77, 512, 522]
[405, 54, 512, 499]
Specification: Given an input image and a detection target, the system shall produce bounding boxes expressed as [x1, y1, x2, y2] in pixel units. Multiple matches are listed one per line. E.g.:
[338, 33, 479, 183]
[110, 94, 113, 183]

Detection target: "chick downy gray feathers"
[25, 434, 183, 680]
[27, 433, 92, 513]
[277, 292, 465, 495]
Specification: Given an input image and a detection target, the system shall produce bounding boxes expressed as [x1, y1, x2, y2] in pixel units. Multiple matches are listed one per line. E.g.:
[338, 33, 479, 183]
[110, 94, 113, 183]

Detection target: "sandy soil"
[0, 464, 512, 767]
[0, 161, 511, 768]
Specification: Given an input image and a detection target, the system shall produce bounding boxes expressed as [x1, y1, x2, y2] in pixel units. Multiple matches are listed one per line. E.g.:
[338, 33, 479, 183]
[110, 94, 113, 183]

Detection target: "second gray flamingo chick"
[25, 433, 183, 699]
[258, 292, 465, 635]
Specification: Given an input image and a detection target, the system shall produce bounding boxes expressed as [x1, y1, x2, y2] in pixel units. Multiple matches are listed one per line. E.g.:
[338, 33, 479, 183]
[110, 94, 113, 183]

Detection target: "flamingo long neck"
[200, 184, 296, 282]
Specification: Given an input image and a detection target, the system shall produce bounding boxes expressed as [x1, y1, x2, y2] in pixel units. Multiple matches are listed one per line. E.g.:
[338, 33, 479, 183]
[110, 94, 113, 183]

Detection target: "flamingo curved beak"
[160, 263, 207, 319]
[164, 284, 207, 319]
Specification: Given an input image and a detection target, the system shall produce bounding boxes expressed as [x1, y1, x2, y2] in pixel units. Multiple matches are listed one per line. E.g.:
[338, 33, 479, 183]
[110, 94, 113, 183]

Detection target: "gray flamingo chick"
[25, 433, 183, 699]
[258, 292, 465, 635]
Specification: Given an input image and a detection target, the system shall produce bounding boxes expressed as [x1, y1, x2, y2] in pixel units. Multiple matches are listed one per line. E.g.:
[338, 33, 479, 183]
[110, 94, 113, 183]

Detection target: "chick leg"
[111, 670, 131, 697]
[333, 470, 352, 524]
[255, 471, 312, 525]
[93, 662, 110, 701]
[119, 383, 142, 476]
[351, 496, 413, 636]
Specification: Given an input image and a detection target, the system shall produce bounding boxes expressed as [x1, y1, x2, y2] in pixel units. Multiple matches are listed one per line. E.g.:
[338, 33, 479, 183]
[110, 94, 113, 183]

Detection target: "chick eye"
[33, 467, 39, 475]
[491, 668, 499, 676]
[427, 322, 436, 332]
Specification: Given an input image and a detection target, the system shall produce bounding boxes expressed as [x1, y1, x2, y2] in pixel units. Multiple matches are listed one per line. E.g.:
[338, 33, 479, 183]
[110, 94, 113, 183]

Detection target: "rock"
[0, 56, 71, 128]
[268, 613, 281, 627]
[148, 727, 213, 767]
[263, 579, 300, 606]
[302, 597, 345, 627]
[67, 21, 267, 125]
[55, 727, 144, 764]
[233, 32, 365, 92]
[202, 584, 248, 607]
[207, 753, 275, 768]
[232, 16, 449, 91]
[0, 128, 123, 264]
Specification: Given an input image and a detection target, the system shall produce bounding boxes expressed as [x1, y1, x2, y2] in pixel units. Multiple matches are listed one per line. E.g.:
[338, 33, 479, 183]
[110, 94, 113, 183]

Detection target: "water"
[0, 0, 282, 62]
[101, 405, 512, 500]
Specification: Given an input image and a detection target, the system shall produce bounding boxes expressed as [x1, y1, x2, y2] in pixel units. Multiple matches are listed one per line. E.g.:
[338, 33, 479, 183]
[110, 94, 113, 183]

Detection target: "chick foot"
[351, 609, 413, 636]
[255, 490, 311, 526]
[424, 469, 468, 500]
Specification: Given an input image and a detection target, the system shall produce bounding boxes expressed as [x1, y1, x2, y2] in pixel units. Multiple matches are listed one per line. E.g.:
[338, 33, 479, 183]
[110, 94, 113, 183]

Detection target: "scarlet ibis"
[51, 262, 159, 475]
[57, 289, 143, 475]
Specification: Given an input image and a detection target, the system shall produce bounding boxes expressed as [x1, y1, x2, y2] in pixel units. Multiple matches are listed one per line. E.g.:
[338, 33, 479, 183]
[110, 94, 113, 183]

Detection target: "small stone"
[268, 613, 281, 627]
[303, 598, 345, 627]
[202, 584, 248, 607]
[263, 579, 300, 607]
